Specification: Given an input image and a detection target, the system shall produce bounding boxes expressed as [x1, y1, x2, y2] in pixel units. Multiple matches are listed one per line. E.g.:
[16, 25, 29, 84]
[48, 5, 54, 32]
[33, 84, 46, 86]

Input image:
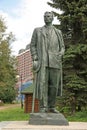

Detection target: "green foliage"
[0, 87, 16, 103]
[0, 16, 17, 103]
[48, 0, 87, 113]
[48, 0, 87, 43]
[63, 44, 87, 113]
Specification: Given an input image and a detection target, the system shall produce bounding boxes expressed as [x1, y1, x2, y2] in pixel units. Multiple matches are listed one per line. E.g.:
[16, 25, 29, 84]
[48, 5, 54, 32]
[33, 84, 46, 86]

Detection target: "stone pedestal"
[29, 113, 69, 125]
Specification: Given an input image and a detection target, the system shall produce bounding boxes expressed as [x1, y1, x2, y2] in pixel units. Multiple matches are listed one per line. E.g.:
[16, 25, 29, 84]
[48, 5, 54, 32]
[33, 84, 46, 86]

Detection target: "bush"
[0, 87, 16, 103]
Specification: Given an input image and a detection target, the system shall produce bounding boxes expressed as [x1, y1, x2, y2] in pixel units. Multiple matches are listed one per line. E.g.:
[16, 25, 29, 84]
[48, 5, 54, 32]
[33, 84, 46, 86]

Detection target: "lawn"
[0, 106, 29, 121]
[0, 105, 87, 122]
[67, 110, 87, 122]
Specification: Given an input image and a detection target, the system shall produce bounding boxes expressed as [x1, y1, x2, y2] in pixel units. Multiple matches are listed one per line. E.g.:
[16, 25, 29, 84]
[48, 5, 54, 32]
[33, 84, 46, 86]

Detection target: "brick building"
[17, 44, 33, 84]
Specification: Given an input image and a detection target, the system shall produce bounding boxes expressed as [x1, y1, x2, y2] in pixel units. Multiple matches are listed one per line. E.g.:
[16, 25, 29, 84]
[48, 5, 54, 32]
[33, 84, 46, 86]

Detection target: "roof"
[21, 84, 34, 94]
[21, 81, 32, 91]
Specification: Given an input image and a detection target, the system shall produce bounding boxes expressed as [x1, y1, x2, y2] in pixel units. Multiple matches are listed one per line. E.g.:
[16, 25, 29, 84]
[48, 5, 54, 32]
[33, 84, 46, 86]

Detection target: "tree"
[0, 16, 17, 103]
[48, 0, 87, 113]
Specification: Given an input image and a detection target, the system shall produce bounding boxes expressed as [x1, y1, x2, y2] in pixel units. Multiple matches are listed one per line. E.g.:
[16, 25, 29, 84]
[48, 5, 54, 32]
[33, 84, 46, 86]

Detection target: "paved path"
[0, 104, 20, 110]
[0, 121, 11, 130]
[0, 121, 87, 130]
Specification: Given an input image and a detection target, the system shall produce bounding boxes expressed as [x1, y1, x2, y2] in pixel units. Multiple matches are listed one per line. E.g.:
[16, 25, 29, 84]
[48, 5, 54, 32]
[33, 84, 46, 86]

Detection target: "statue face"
[44, 12, 53, 25]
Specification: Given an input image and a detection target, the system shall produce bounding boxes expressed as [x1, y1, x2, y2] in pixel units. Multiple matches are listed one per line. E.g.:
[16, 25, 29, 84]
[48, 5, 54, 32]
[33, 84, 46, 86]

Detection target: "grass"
[67, 110, 87, 122]
[0, 104, 87, 122]
[0, 106, 29, 121]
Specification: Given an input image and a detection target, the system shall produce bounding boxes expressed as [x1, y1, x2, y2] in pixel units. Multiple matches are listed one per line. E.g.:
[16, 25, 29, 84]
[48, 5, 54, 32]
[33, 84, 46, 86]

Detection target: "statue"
[30, 11, 65, 113]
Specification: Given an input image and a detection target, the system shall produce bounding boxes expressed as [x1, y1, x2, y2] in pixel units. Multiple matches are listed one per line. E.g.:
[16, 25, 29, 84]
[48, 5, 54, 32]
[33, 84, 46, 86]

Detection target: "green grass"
[67, 111, 87, 122]
[0, 105, 87, 122]
[0, 106, 29, 121]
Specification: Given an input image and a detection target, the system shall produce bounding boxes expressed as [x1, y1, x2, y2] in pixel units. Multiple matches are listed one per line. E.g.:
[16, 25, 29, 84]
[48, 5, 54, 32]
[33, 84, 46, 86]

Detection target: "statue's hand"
[33, 60, 39, 71]
[58, 51, 64, 56]
[33, 55, 38, 61]
[58, 52, 62, 57]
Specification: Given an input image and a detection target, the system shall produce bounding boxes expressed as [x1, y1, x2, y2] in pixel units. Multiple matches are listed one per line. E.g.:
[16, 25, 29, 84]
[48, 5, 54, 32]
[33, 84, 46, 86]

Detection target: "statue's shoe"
[40, 108, 48, 113]
[48, 108, 59, 113]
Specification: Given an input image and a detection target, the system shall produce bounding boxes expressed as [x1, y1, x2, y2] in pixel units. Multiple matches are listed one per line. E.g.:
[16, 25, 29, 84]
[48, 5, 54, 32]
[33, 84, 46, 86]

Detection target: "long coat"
[30, 25, 65, 100]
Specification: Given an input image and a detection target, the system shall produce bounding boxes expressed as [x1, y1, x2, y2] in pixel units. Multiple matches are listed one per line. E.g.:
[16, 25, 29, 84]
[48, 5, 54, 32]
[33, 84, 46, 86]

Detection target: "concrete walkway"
[0, 121, 87, 130]
[0, 121, 12, 130]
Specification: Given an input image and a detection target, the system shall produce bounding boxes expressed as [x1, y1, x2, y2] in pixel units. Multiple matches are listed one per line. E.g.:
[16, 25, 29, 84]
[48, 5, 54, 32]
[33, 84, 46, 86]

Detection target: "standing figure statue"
[30, 11, 65, 113]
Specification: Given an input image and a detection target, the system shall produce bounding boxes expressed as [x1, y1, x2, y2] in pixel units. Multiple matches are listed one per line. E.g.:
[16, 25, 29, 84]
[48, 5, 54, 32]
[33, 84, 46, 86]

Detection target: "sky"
[0, 0, 59, 55]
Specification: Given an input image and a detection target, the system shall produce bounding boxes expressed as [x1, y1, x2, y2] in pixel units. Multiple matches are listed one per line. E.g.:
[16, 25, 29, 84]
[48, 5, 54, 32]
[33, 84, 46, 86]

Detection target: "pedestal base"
[29, 113, 69, 125]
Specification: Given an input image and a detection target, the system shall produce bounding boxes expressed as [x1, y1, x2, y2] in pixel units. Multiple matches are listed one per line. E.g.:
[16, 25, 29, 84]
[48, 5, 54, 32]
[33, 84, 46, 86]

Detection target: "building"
[21, 85, 39, 113]
[17, 44, 33, 84]
[16, 44, 33, 103]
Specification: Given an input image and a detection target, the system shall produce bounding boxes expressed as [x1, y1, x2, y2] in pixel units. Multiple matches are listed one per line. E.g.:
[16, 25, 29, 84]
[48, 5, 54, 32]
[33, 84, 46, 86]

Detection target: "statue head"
[44, 11, 54, 25]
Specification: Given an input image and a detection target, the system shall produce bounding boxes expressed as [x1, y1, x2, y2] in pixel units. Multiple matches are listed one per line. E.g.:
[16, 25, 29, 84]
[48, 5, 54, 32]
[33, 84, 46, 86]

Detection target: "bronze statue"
[30, 11, 65, 113]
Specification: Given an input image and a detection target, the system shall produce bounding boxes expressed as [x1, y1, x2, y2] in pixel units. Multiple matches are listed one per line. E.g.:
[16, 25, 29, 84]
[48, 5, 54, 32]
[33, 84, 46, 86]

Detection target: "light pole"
[20, 74, 23, 109]
[16, 74, 23, 109]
